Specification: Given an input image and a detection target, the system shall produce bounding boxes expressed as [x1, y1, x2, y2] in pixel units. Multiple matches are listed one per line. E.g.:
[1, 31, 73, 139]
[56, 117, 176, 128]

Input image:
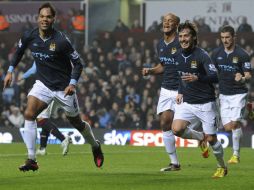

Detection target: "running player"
[4, 3, 104, 171]
[172, 21, 227, 178]
[211, 25, 252, 164]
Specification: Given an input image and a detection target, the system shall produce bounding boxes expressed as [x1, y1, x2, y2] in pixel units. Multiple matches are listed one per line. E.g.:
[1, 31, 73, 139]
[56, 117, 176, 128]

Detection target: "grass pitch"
[0, 144, 253, 190]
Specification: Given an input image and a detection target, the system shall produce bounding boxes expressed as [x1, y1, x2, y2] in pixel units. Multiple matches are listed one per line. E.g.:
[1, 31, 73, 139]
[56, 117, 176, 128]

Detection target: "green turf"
[0, 144, 253, 190]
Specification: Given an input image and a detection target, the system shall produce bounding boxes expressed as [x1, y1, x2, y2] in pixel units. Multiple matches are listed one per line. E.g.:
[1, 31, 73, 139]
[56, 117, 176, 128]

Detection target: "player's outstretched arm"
[3, 72, 13, 89]
[142, 63, 164, 76]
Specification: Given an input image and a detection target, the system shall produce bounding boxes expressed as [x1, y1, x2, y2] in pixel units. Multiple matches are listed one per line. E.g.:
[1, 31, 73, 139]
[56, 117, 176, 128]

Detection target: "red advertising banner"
[130, 130, 163, 146]
[130, 130, 199, 147]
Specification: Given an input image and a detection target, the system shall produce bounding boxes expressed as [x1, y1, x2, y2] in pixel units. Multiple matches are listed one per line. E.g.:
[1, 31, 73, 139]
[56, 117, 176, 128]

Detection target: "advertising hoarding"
[0, 128, 248, 148]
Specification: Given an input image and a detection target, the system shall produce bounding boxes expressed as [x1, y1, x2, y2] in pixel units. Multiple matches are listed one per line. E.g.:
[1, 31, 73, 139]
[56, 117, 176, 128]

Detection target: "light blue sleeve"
[22, 62, 37, 79]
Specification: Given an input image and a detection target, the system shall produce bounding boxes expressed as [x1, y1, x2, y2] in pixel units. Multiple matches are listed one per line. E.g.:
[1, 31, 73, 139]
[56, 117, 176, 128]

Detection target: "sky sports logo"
[104, 130, 231, 148]
[103, 130, 198, 147]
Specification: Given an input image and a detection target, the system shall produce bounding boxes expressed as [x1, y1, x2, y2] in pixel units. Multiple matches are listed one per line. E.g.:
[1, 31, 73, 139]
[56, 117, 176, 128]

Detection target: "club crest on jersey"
[244, 62, 251, 69]
[171, 47, 177, 54]
[191, 61, 197, 68]
[49, 43, 56, 51]
[232, 57, 238, 63]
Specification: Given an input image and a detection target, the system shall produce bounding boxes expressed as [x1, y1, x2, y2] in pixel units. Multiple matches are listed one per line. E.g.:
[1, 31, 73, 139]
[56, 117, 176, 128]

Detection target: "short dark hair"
[38, 3, 56, 17]
[178, 20, 198, 45]
[220, 25, 235, 36]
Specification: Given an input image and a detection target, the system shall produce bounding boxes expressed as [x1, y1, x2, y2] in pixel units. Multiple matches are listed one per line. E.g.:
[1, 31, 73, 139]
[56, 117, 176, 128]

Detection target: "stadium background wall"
[0, 127, 254, 149]
[144, 0, 254, 32]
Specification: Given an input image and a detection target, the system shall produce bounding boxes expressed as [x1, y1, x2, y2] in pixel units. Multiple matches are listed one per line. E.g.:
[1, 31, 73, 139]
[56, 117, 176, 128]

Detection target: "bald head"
[164, 13, 180, 25]
[162, 13, 180, 34]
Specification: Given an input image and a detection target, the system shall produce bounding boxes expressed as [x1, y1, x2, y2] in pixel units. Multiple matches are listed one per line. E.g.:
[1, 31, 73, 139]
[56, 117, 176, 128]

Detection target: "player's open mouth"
[41, 23, 49, 27]
[181, 42, 189, 47]
[163, 26, 171, 32]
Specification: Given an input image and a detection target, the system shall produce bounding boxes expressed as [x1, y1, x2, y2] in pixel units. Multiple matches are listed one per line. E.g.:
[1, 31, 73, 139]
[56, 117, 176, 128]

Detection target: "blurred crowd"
[0, 17, 254, 131]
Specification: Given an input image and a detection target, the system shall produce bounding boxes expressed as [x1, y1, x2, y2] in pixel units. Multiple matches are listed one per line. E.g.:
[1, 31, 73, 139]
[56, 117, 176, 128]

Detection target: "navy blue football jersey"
[11, 28, 83, 91]
[211, 45, 251, 95]
[175, 47, 218, 104]
[156, 37, 180, 90]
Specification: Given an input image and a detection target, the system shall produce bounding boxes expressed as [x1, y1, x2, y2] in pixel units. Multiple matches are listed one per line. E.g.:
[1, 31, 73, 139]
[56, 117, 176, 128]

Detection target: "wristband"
[69, 79, 77, 86]
[7, 66, 14, 73]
